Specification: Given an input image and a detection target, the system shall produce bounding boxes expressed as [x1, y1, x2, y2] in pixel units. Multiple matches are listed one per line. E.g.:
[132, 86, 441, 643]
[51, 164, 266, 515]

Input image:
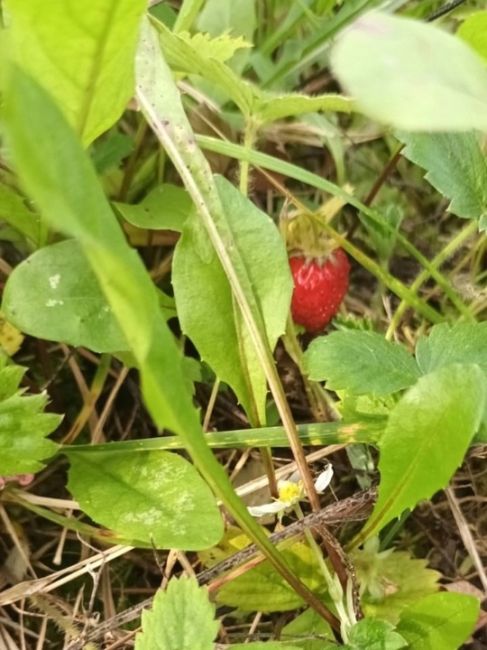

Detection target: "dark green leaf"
[347, 618, 407, 649]
[281, 607, 334, 650]
[304, 330, 420, 396]
[361, 364, 486, 540]
[416, 322, 487, 376]
[398, 132, 487, 228]
[396, 592, 480, 649]
[0, 357, 60, 474]
[331, 11, 487, 131]
[135, 577, 218, 650]
[67, 451, 223, 549]
[114, 184, 192, 232]
[173, 175, 292, 423]
[2, 240, 129, 353]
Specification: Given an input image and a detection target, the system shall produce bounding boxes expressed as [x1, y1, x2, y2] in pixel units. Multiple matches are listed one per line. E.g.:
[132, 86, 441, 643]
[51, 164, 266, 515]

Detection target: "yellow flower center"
[278, 480, 303, 505]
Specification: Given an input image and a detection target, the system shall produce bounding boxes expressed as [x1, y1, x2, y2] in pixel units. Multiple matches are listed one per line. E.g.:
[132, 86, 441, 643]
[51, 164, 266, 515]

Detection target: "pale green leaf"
[256, 92, 355, 125]
[331, 11, 487, 131]
[232, 641, 302, 650]
[0, 357, 60, 474]
[178, 31, 251, 64]
[216, 542, 323, 612]
[352, 539, 440, 624]
[2, 239, 129, 353]
[347, 618, 407, 649]
[396, 592, 480, 650]
[361, 364, 486, 540]
[0, 183, 41, 246]
[196, 0, 256, 73]
[6, 0, 146, 145]
[135, 577, 218, 650]
[416, 322, 487, 376]
[114, 184, 191, 232]
[458, 11, 487, 61]
[398, 132, 487, 228]
[173, 175, 292, 423]
[67, 450, 223, 549]
[304, 331, 420, 396]
[154, 18, 255, 114]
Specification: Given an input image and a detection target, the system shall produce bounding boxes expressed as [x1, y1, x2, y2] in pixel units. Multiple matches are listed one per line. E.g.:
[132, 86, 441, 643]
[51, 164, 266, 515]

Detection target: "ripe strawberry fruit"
[290, 249, 350, 333]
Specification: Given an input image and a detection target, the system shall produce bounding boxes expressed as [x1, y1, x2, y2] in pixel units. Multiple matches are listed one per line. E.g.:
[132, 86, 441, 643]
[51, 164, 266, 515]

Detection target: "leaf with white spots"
[66, 450, 223, 549]
[2, 239, 129, 353]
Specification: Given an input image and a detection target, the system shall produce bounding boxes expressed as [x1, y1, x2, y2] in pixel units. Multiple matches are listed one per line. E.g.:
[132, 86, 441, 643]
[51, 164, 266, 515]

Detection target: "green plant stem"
[172, 0, 205, 32]
[239, 120, 258, 194]
[385, 220, 477, 340]
[197, 135, 469, 318]
[320, 222, 443, 324]
[64, 420, 383, 455]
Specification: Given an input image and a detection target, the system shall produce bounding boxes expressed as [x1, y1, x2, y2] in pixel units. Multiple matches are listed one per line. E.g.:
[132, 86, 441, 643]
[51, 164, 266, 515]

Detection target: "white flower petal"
[314, 464, 334, 493]
[248, 500, 287, 517]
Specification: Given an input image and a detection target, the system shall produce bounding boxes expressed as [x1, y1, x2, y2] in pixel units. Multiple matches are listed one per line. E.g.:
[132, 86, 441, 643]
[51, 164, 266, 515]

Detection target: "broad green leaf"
[360, 364, 486, 541]
[216, 541, 323, 612]
[135, 577, 218, 650]
[331, 11, 487, 131]
[396, 592, 480, 650]
[173, 175, 292, 423]
[281, 607, 334, 650]
[458, 11, 487, 61]
[5, 0, 146, 145]
[0, 183, 41, 246]
[352, 539, 440, 624]
[346, 618, 407, 649]
[92, 132, 134, 174]
[67, 450, 223, 549]
[2, 239, 129, 353]
[416, 322, 487, 376]
[304, 331, 420, 396]
[114, 184, 191, 232]
[196, 0, 256, 73]
[0, 357, 60, 474]
[398, 132, 487, 229]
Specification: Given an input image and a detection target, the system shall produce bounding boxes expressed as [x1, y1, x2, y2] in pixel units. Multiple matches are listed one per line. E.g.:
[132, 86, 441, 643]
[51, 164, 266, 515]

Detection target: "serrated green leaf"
[0, 359, 60, 474]
[179, 31, 251, 64]
[281, 607, 334, 649]
[154, 18, 255, 114]
[347, 618, 407, 649]
[5, 0, 146, 145]
[216, 541, 323, 612]
[173, 175, 292, 423]
[0, 183, 41, 246]
[135, 577, 218, 650]
[255, 91, 354, 124]
[67, 450, 223, 549]
[396, 592, 480, 650]
[458, 10, 487, 62]
[359, 364, 486, 541]
[397, 132, 487, 227]
[352, 540, 440, 624]
[196, 0, 256, 73]
[331, 11, 487, 131]
[2, 239, 129, 353]
[304, 331, 420, 396]
[114, 184, 191, 232]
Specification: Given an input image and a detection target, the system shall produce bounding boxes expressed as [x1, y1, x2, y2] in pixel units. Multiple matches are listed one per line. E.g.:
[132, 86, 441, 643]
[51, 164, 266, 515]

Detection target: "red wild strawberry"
[290, 249, 350, 333]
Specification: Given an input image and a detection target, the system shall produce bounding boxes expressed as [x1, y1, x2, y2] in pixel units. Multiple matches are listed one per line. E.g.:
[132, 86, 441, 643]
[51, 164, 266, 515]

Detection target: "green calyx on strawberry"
[284, 213, 350, 333]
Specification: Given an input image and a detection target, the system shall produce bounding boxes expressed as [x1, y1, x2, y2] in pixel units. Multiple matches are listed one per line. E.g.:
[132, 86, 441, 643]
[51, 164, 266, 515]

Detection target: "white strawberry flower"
[248, 464, 333, 518]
